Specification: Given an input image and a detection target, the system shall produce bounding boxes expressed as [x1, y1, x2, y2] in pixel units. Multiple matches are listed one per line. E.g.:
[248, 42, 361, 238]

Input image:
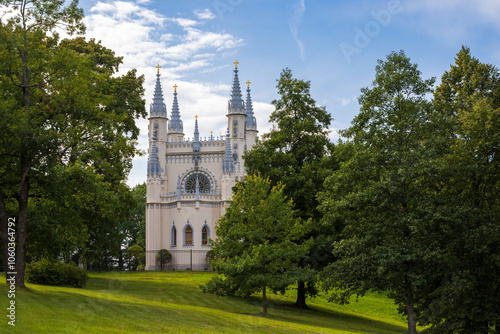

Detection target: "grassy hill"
[0, 271, 414, 333]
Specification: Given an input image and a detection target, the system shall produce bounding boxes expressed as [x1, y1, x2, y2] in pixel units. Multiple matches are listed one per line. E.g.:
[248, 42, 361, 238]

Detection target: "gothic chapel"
[145, 62, 257, 270]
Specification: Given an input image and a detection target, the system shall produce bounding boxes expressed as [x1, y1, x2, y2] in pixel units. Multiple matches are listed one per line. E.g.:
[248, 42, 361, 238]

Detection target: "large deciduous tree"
[0, 1, 146, 285]
[244, 68, 335, 308]
[319, 51, 437, 334]
[421, 47, 500, 333]
[202, 175, 309, 315]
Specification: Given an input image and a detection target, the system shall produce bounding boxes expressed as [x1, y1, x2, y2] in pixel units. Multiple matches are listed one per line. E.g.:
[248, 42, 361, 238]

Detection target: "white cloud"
[83, 0, 267, 187]
[194, 9, 215, 20]
[336, 97, 356, 107]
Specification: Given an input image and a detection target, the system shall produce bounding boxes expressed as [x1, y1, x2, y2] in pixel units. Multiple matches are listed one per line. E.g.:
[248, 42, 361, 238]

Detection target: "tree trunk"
[14, 156, 30, 287]
[262, 282, 268, 315]
[295, 280, 308, 308]
[406, 282, 417, 334]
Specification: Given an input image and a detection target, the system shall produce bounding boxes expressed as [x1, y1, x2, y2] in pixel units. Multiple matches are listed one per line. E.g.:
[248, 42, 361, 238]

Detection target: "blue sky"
[77, 0, 500, 187]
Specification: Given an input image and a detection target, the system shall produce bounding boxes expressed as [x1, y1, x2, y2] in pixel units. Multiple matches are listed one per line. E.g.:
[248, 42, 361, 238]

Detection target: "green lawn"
[0, 271, 414, 333]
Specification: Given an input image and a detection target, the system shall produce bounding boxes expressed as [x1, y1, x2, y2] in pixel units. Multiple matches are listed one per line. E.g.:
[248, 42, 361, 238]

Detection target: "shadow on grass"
[2, 272, 408, 334]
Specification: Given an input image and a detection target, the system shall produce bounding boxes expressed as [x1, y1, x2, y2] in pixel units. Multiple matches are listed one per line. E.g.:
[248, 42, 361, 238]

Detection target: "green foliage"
[205, 249, 216, 263]
[417, 47, 500, 334]
[156, 249, 172, 265]
[120, 183, 147, 251]
[203, 174, 310, 314]
[0, 1, 146, 285]
[245, 68, 333, 223]
[320, 51, 437, 334]
[127, 244, 145, 271]
[26, 258, 88, 288]
[244, 68, 336, 307]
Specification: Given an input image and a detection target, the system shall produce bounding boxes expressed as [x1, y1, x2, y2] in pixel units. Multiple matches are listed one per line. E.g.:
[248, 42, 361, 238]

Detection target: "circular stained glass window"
[185, 174, 211, 194]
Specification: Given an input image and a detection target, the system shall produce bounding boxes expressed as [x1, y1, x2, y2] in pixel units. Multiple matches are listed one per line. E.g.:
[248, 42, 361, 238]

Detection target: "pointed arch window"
[201, 223, 210, 246]
[184, 224, 193, 246]
[171, 225, 177, 247]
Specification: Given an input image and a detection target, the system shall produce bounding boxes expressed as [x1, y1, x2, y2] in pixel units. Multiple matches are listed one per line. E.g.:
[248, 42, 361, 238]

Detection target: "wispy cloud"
[194, 9, 216, 20]
[289, 0, 306, 60]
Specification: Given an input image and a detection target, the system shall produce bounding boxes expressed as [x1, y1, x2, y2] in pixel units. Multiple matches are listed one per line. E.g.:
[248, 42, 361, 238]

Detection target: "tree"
[202, 175, 309, 315]
[0, 1, 146, 285]
[244, 68, 335, 308]
[127, 244, 145, 271]
[420, 47, 500, 333]
[155, 249, 172, 269]
[319, 51, 437, 334]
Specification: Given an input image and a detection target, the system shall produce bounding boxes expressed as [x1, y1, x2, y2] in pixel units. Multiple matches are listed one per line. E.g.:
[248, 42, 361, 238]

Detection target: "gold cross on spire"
[234, 60, 239, 68]
[156, 64, 161, 73]
[195, 115, 198, 119]
[246, 80, 251, 88]
[173, 84, 178, 91]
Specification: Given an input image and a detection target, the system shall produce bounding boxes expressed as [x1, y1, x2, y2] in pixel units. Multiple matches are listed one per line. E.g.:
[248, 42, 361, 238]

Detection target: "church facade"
[145, 62, 257, 270]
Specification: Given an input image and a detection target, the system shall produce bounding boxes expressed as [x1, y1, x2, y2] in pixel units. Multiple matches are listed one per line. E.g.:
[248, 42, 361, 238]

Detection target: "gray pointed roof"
[193, 116, 200, 152]
[168, 86, 183, 133]
[245, 84, 257, 130]
[222, 128, 235, 173]
[147, 126, 162, 176]
[227, 64, 245, 114]
[150, 70, 167, 118]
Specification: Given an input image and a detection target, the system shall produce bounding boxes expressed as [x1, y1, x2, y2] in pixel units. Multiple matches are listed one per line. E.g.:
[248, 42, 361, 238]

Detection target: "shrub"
[156, 249, 172, 264]
[26, 258, 88, 288]
[136, 264, 145, 271]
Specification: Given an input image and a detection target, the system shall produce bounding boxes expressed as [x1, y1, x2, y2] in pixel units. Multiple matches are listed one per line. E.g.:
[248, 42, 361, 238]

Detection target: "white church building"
[145, 62, 257, 270]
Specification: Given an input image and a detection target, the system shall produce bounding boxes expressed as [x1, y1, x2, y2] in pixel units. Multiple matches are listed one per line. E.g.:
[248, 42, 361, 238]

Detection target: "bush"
[136, 264, 145, 271]
[156, 249, 172, 264]
[26, 258, 88, 288]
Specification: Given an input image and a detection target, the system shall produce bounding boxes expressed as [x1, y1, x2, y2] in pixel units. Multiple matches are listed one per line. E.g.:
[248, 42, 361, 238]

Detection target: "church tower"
[146, 65, 168, 265]
[226, 60, 248, 178]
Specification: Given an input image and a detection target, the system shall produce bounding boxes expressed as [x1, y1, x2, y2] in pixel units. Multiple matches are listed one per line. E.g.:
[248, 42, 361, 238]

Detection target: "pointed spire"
[169, 84, 183, 133]
[245, 81, 257, 130]
[150, 66, 167, 118]
[222, 127, 235, 173]
[228, 61, 245, 113]
[193, 115, 200, 152]
[147, 125, 162, 176]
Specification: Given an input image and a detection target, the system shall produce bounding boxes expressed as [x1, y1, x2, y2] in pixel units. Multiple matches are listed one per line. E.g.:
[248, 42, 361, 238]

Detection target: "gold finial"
[234, 60, 239, 68]
[195, 115, 198, 119]
[173, 84, 178, 91]
[210, 131, 213, 135]
[246, 80, 251, 88]
[156, 64, 161, 73]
